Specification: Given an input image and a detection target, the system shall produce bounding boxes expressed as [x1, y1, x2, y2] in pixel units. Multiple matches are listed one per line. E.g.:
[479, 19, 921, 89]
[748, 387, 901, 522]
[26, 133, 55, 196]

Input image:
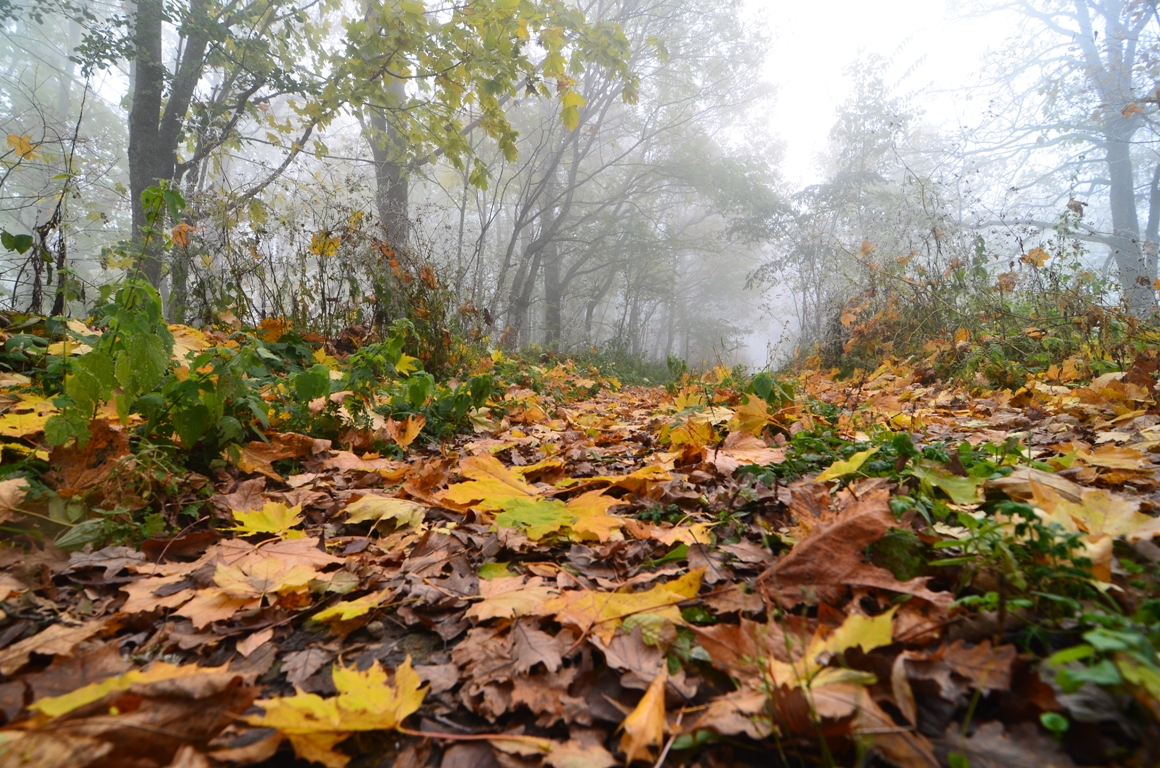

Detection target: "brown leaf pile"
[1, 355, 1160, 767]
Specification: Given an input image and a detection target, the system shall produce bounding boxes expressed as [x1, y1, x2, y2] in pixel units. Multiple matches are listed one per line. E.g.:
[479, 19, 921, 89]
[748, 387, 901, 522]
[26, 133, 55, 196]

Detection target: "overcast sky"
[757, 0, 999, 185]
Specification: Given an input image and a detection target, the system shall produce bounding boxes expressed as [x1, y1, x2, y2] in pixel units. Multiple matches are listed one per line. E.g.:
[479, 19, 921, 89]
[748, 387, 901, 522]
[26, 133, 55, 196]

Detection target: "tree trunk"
[505, 242, 543, 348]
[367, 78, 410, 252]
[128, 0, 210, 289]
[127, 0, 168, 286]
[543, 240, 562, 348]
[1105, 119, 1157, 316]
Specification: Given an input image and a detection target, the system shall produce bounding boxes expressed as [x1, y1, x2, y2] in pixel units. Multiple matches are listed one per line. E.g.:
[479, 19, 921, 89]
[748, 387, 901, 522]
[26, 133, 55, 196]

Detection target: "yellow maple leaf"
[618, 666, 667, 763]
[309, 231, 340, 257]
[1030, 480, 1160, 580]
[343, 495, 426, 529]
[442, 454, 539, 510]
[815, 447, 878, 482]
[313, 589, 394, 626]
[729, 395, 775, 437]
[1021, 246, 1050, 267]
[246, 658, 427, 768]
[6, 133, 38, 159]
[213, 557, 318, 601]
[666, 417, 714, 450]
[230, 501, 305, 538]
[538, 569, 703, 643]
[465, 576, 559, 621]
[0, 395, 58, 439]
[673, 389, 704, 410]
[565, 490, 625, 542]
[394, 353, 421, 376]
[587, 464, 672, 493]
[169, 324, 210, 361]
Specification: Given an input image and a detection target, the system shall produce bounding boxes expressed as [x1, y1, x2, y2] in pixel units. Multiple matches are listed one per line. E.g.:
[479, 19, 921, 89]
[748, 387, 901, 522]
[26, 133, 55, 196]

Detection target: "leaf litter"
[2, 336, 1160, 766]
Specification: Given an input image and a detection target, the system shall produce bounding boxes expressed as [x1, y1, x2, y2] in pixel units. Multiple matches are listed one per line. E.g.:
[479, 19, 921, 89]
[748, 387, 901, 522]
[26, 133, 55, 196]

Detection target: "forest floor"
[2, 335, 1160, 768]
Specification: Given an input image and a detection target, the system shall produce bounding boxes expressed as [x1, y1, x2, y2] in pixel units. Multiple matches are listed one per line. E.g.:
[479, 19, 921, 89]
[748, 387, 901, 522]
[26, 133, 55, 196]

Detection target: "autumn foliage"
[2, 302, 1160, 767]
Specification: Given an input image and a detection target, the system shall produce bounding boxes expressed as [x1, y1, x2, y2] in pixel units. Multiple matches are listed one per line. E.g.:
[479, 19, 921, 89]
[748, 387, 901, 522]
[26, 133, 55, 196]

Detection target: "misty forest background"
[5, 0, 1160, 375]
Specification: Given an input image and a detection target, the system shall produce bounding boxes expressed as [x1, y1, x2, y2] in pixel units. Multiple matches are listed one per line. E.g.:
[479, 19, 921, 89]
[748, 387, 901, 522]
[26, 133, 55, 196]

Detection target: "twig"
[653, 709, 684, 768]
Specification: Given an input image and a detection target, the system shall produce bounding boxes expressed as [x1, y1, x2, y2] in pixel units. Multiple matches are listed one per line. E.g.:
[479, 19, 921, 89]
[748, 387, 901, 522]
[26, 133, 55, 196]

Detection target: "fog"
[3, 0, 1157, 370]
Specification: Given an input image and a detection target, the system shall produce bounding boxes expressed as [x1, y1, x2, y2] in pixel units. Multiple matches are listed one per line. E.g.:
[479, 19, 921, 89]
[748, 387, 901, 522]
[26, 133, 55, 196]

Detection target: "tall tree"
[974, 0, 1160, 315]
[68, 0, 633, 292]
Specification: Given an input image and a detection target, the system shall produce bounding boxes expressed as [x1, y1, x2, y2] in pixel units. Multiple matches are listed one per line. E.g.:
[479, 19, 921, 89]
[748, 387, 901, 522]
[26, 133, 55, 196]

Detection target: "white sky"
[756, 0, 999, 186]
[741, 0, 1005, 366]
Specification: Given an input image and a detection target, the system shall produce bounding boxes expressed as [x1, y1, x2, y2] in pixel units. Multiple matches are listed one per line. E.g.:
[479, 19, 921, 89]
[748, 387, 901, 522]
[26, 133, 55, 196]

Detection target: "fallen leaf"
[0, 477, 29, 523]
[0, 621, 106, 676]
[343, 495, 426, 529]
[565, 490, 625, 542]
[495, 497, 573, 539]
[234, 432, 317, 479]
[618, 666, 666, 764]
[236, 627, 275, 658]
[816, 447, 878, 482]
[705, 431, 785, 475]
[246, 658, 427, 768]
[545, 739, 618, 768]
[312, 589, 394, 625]
[467, 577, 559, 621]
[386, 414, 425, 449]
[539, 569, 703, 643]
[764, 488, 952, 608]
[442, 454, 539, 510]
[229, 501, 305, 538]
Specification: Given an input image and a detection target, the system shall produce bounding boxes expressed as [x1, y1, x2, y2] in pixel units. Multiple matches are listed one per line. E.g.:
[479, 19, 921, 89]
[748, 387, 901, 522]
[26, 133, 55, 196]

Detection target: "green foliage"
[933, 500, 1099, 618]
[1, 230, 33, 255]
[45, 279, 174, 447]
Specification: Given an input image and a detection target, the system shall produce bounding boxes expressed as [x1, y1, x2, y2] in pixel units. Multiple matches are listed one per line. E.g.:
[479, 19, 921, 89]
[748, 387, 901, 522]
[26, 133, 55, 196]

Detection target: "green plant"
[933, 500, 1101, 620]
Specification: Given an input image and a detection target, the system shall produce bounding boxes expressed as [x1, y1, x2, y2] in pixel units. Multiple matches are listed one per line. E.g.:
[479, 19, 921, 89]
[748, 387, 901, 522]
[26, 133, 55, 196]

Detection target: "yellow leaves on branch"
[170, 222, 196, 248]
[6, 133, 39, 159]
[309, 231, 340, 257]
[246, 658, 427, 768]
[1021, 246, 1050, 267]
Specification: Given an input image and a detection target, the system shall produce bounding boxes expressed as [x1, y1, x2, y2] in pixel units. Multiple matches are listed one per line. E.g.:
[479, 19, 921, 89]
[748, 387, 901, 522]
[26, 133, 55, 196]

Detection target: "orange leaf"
[386, 413, 425, 449]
